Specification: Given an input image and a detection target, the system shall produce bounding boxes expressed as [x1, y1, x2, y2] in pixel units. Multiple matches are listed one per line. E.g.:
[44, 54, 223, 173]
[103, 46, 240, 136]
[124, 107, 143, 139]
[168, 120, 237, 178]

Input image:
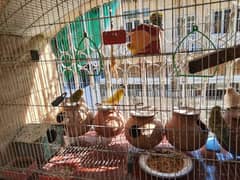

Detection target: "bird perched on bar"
[70, 89, 83, 103]
[150, 12, 163, 30]
[224, 87, 240, 108]
[102, 86, 125, 105]
[208, 106, 230, 149]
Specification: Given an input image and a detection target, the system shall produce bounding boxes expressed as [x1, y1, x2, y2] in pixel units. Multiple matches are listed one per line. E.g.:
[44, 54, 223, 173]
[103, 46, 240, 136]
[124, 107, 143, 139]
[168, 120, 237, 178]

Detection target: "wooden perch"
[188, 44, 240, 74]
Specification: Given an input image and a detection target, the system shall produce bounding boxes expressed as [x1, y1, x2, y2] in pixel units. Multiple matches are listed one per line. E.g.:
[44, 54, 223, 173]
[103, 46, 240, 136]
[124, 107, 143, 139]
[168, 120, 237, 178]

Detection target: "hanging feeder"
[127, 24, 161, 56]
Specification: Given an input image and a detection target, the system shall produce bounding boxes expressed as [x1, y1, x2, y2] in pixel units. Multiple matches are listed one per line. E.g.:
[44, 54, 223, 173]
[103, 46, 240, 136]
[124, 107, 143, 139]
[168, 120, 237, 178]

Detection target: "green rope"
[172, 25, 218, 77]
[76, 33, 104, 76]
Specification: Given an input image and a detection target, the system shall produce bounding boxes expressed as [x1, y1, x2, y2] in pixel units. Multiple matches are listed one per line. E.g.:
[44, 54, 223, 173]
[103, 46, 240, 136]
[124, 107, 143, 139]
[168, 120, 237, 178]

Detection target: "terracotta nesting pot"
[223, 108, 240, 155]
[125, 110, 164, 149]
[165, 107, 208, 151]
[64, 98, 93, 137]
[93, 106, 124, 138]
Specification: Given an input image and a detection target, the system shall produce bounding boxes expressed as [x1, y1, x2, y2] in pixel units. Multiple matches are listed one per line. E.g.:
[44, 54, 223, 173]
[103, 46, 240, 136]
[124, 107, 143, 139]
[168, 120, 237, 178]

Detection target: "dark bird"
[70, 89, 83, 103]
[208, 106, 230, 149]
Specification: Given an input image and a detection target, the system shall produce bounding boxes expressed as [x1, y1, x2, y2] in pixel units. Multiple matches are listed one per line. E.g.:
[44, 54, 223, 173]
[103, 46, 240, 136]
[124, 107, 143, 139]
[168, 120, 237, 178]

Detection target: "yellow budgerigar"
[70, 89, 83, 103]
[102, 87, 125, 105]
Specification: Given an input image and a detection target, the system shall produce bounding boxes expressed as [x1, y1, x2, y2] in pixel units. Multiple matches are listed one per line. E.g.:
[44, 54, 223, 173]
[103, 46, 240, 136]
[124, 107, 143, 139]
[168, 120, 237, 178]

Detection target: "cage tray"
[40, 144, 128, 180]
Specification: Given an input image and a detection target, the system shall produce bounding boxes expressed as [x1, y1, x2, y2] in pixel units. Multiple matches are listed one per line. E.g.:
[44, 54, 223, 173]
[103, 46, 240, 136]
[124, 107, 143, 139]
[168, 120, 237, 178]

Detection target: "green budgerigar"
[208, 106, 230, 149]
[70, 89, 83, 103]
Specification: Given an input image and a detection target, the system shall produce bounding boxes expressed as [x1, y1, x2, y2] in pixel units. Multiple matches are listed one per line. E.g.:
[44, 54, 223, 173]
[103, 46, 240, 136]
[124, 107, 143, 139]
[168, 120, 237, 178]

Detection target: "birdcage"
[0, 0, 240, 179]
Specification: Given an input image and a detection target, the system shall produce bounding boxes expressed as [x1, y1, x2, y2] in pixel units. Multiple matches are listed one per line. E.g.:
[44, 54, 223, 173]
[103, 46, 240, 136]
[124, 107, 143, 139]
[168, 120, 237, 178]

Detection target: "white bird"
[224, 87, 240, 108]
[227, 2, 237, 34]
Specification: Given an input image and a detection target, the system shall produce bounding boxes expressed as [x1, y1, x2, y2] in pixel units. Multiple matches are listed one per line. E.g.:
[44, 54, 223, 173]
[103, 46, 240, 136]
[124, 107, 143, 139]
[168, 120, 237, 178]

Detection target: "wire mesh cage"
[0, 0, 240, 179]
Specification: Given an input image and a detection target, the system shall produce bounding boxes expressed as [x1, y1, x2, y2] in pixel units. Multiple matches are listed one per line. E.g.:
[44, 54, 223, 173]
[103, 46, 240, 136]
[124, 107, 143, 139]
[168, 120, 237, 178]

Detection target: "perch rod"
[189, 44, 240, 74]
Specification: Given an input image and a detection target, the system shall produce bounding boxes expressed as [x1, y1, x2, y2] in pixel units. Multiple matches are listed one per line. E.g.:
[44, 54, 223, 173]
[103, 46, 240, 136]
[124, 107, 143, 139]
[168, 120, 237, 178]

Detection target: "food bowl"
[139, 149, 193, 178]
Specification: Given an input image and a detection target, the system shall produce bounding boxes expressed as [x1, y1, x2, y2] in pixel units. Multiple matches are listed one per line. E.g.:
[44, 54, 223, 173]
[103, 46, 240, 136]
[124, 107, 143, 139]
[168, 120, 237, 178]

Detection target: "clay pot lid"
[65, 102, 78, 107]
[133, 24, 160, 35]
[130, 110, 155, 117]
[96, 104, 116, 110]
[173, 107, 200, 115]
[131, 106, 156, 117]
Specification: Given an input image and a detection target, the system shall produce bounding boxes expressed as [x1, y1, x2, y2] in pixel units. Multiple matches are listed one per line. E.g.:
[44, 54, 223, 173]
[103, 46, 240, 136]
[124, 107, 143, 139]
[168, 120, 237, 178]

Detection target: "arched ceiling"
[0, 0, 82, 36]
[0, 0, 110, 37]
